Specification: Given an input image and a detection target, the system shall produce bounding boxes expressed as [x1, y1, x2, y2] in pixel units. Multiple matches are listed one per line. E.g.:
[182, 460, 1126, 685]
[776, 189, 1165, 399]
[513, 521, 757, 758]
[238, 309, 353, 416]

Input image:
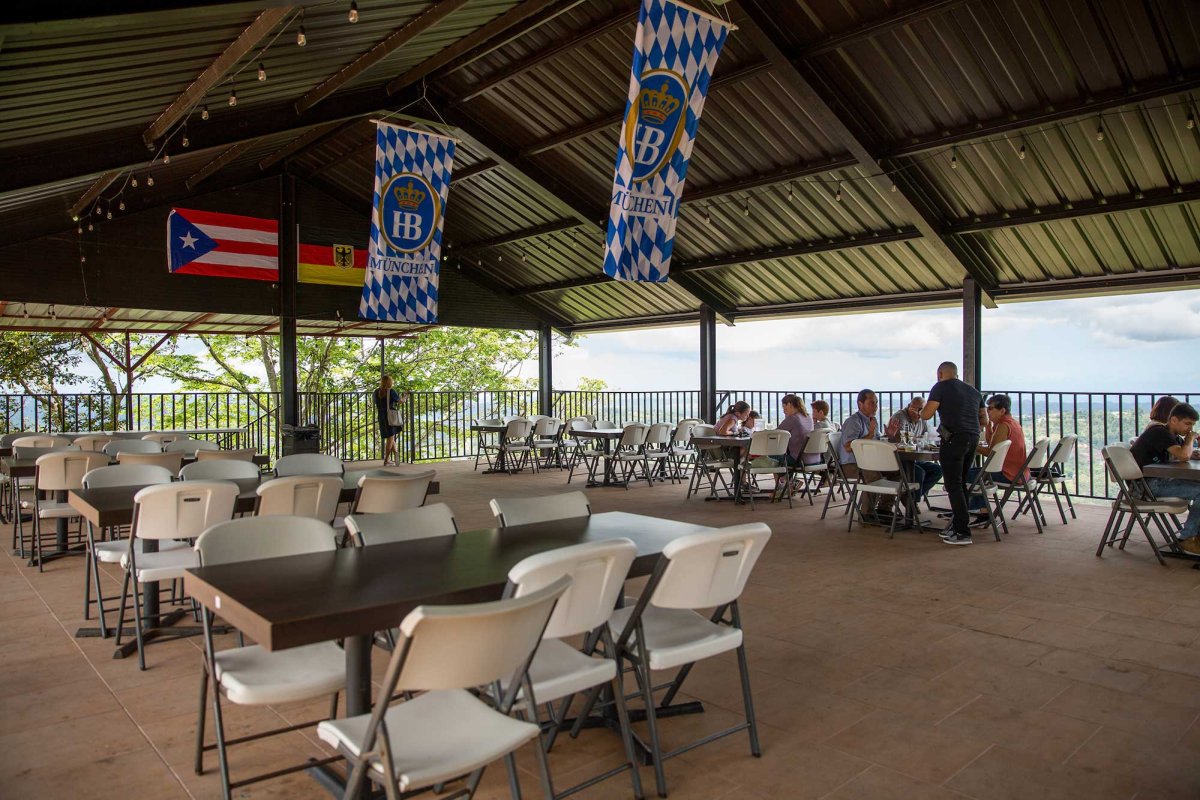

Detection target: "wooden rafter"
[142, 7, 293, 147]
[186, 142, 254, 190]
[257, 121, 351, 171]
[68, 171, 122, 220]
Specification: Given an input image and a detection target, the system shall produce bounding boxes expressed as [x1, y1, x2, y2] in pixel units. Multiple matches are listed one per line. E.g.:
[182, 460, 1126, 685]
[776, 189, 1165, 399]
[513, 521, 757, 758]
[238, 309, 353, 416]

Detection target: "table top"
[67, 468, 440, 528]
[691, 434, 751, 448]
[470, 424, 508, 432]
[572, 428, 625, 438]
[185, 511, 713, 651]
[895, 447, 940, 461]
[1144, 460, 1200, 480]
[2, 453, 270, 477]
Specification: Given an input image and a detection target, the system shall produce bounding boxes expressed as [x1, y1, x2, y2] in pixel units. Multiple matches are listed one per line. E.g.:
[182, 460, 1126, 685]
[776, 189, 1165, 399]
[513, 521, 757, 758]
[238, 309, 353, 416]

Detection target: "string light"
[163, 153, 170, 164]
[522, 251, 527, 262]
[49, 305, 56, 319]
[835, 183, 842, 202]
[21, 303, 28, 318]
[131, 176, 138, 188]
[87, 221, 94, 231]
[1095, 115, 1104, 141]
[76, 224, 82, 234]
[257, 62, 267, 82]
[201, 104, 210, 121]
[118, 200, 125, 211]
[890, 181, 897, 192]
[147, 175, 154, 187]
[348, 1, 359, 23]
[1188, 111, 1195, 131]
[105, 206, 112, 219]
[181, 134, 189, 148]
[950, 149, 958, 169]
[703, 206, 711, 224]
[743, 198, 750, 217]
[1018, 143, 1026, 160]
[71, 213, 79, 222]
[787, 183, 793, 201]
[297, 10, 307, 46]
[228, 86, 238, 107]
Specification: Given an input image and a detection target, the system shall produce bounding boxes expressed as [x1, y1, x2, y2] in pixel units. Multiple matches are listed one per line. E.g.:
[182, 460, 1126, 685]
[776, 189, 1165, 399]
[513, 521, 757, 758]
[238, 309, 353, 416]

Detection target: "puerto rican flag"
[167, 208, 278, 281]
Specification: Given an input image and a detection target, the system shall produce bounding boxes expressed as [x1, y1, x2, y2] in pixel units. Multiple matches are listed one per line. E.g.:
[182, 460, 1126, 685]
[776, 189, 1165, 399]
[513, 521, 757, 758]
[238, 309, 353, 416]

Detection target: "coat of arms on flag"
[604, 0, 730, 283]
[167, 208, 279, 281]
[298, 244, 366, 286]
[359, 122, 455, 324]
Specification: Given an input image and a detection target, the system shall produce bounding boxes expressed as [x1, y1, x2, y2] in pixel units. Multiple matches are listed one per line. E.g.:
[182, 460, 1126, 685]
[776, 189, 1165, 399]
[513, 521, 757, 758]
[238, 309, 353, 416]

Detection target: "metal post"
[537, 323, 553, 417]
[379, 337, 386, 379]
[123, 332, 134, 430]
[279, 174, 299, 427]
[699, 305, 717, 422]
[963, 276, 982, 388]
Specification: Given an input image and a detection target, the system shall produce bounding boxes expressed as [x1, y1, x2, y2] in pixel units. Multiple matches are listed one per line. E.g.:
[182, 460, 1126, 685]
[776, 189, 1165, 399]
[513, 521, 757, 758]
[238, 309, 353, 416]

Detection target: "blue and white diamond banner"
[359, 122, 455, 323]
[604, 0, 730, 283]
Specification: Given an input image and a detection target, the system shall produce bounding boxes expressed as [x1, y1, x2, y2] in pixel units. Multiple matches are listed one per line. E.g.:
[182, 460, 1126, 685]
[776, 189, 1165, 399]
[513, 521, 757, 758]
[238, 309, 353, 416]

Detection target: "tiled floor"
[3, 460, 1200, 799]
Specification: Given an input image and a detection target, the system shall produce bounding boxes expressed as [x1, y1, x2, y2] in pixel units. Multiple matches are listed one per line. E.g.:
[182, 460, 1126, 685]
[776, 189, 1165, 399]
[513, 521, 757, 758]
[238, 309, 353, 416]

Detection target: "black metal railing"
[2, 388, 1192, 500]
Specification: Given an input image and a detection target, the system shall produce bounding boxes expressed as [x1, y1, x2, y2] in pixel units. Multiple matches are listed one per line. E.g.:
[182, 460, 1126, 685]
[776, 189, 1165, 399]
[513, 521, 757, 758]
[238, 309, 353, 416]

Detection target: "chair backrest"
[652, 523, 771, 610]
[527, 414, 547, 424]
[850, 439, 900, 473]
[508, 538, 637, 639]
[671, 421, 696, 446]
[827, 431, 843, 463]
[74, 434, 117, 452]
[564, 417, 590, 435]
[691, 423, 715, 438]
[275, 453, 343, 477]
[619, 423, 649, 447]
[35, 451, 109, 491]
[677, 418, 704, 429]
[15, 444, 79, 460]
[256, 475, 342, 522]
[1027, 437, 1052, 470]
[645, 422, 673, 446]
[196, 515, 336, 567]
[354, 471, 435, 514]
[503, 419, 533, 439]
[132, 481, 238, 540]
[478, 417, 504, 427]
[347, 503, 459, 546]
[0, 431, 35, 448]
[180, 459, 261, 481]
[1048, 435, 1078, 466]
[82, 464, 174, 489]
[803, 427, 829, 455]
[594, 420, 617, 430]
[195, 447, 257, 462]
[533, 417, 561, 437]
[750, 429, 789, 457]
[104, 439, 162, 456]
[489, 490, 591, 527]
[142, 432, 187, 444]
[12, 435, 72, 449]
[981, 439, 1012, 473]
[1103, 443, 1143, 482]
[116, 451, 184, 476]
[392, 575, 571, 692]
[165, 438, 220, 454]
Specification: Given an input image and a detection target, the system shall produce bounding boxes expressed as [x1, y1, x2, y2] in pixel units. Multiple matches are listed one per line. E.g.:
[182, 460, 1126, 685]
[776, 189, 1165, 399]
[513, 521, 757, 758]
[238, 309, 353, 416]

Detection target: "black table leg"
[309, 634, 374, 796]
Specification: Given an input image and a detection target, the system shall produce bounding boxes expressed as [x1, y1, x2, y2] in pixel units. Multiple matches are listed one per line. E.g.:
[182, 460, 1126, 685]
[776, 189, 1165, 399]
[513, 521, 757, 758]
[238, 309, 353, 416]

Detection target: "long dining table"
[183, 511, 713, 792]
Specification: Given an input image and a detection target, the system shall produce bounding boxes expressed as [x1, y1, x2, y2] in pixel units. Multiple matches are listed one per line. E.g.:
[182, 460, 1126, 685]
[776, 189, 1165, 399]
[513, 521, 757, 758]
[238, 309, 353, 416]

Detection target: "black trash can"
[281, 424, 320, 456]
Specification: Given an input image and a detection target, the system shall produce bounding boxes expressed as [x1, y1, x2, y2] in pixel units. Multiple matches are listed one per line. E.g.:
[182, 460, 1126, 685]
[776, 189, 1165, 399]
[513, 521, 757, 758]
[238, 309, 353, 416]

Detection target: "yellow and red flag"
[299, 243, 366, 286]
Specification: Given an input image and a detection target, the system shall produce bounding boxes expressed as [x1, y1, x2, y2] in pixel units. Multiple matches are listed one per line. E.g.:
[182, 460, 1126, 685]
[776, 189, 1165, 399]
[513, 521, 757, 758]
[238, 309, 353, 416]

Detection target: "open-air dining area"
[3, 0, 1200, 798]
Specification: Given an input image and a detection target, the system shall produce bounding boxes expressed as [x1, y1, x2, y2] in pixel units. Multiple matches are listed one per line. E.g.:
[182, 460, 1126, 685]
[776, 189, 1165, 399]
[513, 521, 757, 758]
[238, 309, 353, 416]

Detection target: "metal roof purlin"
[185, 142, 255, 190]
[737, 1, 998, 306]
[456, 259, 573, 331]
[458, 219, 584, 253]
[142, 8, 294, 147]
[946, 184, 1200, 234]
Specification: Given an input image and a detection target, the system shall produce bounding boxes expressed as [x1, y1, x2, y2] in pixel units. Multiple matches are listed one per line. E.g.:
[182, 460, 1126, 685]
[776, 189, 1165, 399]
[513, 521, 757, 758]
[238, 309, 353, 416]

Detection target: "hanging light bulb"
[787, 183, 794, 201]
[348, 1, 359, 23]
[94, 203, 101, 215]
[1187, 111, 1195, 131]
[257, 62, 267, 82]
[950, 150, 958, 169]
[228, 86, 238, 107]
[498, 254, 502, 262]
[71, 213, 80, 222]
[118, 199, 125, 211]
[87, 221, 94, 231]
[890, 180, 898, 193]
[743, 198, 750, 217]
[147, 175, 155, 187]
[77, 224, 83, 235]
[21, 303, 29, 318]
[297, 21, 307, 46]
[182, 134, 190, 148]
[703, 206, 711, 224]
[163, 153, 170, 164]
[1018, 143, 1026, 160]
[131, 176, 138, 188]
[201, 104, 210, 121]
[835, 183, 843, 202]
[522, 251, 527, 262]
[49, 305, 56, 319]
[105, 207, 112, 219]
[1095, 116, 1104, 141]
[81, 255, 86, 264]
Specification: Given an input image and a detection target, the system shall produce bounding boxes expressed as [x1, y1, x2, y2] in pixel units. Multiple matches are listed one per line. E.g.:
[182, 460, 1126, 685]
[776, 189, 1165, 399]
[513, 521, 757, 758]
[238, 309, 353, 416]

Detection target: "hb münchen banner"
[603, 0, 730, 282]
[360, 122, 455, 323]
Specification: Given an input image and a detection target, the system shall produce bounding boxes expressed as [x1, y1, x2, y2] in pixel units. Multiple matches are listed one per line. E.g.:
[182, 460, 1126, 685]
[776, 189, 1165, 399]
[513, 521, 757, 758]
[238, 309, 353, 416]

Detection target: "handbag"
[383, 391, 403, 428]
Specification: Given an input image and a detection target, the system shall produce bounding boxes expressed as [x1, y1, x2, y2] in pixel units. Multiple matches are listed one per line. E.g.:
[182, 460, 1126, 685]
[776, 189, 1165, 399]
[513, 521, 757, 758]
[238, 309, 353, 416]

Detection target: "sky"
[97, 287, 1200, 396]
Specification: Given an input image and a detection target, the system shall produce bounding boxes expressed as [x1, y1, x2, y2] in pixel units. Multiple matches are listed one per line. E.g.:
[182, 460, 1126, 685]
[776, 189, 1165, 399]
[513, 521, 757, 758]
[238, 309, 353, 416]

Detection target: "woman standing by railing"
[374, 375, 406, 465]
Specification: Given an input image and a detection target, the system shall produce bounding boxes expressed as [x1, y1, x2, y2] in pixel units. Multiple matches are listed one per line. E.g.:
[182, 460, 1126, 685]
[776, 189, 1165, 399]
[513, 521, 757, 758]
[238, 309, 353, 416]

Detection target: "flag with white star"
[167, 208, 279, 280]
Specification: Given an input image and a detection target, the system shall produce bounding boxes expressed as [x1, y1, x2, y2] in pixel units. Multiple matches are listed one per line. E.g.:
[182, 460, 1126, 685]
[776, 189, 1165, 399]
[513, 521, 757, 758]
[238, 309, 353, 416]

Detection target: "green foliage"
[0, 332, 82, 393]
[576, 376, 608, 391]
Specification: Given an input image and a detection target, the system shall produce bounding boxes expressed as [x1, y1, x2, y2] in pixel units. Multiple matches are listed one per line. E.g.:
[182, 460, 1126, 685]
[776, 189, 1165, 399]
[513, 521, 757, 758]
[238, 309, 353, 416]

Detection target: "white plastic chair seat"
[214, 641, 345, 705]
[699, 459, 735, 469]
[1117, 497, 1189, 514]
[746, 464, 785, 475]
[801, 463, 827, 473]
[317, 689, 539, 791]
[608, 605, 743, 671]
[521, 638, 616, 705]
[123, 547, 199, 582]
[856, 479, 906, 496]
[95, 538, 187, 564]
[36, 501, 77, 519]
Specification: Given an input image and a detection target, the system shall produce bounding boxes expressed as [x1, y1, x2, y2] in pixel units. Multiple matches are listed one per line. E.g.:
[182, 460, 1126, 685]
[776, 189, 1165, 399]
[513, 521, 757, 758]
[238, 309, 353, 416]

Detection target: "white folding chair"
[530, 417, 563, 469]
[80, 464, 175, 637]
[1097, 444, 1188, 565]
[316, 577, 571, 800]
[115, 481, 238, 669]
[820, 431, 853, 519]
[12, 435, 72, 449]
[30, 450, 108, 570]
[795, 427, 829, 505]
[996, 437, 1053, 533]
[351, 471, 436, 514]
[642, 422, 675, 483]
[142, 432, 186, 445]
[965, 440, 1012, 542]
[490, 491, 591, 527]
[593, 424, 651, 489]
[668, 420, 699, 480]
[686, 424, 735, 500]
[74, 434, 117, 453]
[744, 429, 791, 508]
[193, 516, 345, 800]
[606, 524, 771, 797]
[165, 438, 220, 456]
[104, 439, 162, 456]
[558, 417, 591, 471]
[195, 448, 257, 462]
[498, 418, 536, 474]
[116, 450, 184, 476]
[255, 475, 341, 524]
[473, 417, 505, 472]
[275, 452, 343, 477]
[506, 539, 642, 800]
[847, 439, 914, 538]
[1032, 435, 1079, 525]
[180, 459, 261, 481]
[346, 503, 459, 546]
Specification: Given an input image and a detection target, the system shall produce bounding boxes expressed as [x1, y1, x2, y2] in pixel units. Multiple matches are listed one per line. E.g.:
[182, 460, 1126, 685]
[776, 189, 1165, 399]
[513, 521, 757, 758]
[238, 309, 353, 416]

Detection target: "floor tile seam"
[1173, 707, 1200, 748]
[1058, 724, 1105, 766]
[811, 762, 874, 800]
[936, 741, 996, 792]
[930, 692, 986, 726]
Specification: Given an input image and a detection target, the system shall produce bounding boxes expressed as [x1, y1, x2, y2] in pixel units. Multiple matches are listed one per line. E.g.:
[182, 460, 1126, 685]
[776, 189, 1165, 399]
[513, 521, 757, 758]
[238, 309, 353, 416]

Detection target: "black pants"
[940, 431, 976, 535]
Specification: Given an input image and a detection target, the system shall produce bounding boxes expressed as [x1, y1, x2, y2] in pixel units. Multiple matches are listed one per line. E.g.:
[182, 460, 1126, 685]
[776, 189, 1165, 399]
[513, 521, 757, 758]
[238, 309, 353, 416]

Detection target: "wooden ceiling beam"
[67, 171, 122, 220]
[296, 0, 470, 114]
[142, 7, 293, 147]
[257, 121, 352, 171]
[185, 142, 254, 190]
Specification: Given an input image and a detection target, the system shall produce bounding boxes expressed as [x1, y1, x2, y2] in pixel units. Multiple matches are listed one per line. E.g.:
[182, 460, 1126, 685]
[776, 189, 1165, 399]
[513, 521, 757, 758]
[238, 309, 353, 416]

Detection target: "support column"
[699, 305, 717, 422]
[537, 323, 553, 417]
[379, 338, 386, 379]
[279, 174, 299, 426]
[963, 277, 982, 388]
[123, 332, 134, 430]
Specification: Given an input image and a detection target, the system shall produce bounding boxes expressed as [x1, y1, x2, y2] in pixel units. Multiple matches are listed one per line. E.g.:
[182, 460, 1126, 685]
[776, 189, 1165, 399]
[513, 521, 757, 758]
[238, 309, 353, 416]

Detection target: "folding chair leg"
[633, 654, 668, 798]
[132, 578, 147, 671]
[195, 667, 209, 775]
[732, 608, 761, 757]
[115, 570, 131, 647]
[1064, 487, 1077, 519]
[612, 671, 646, 800]
[1049, 483, 1069, 525]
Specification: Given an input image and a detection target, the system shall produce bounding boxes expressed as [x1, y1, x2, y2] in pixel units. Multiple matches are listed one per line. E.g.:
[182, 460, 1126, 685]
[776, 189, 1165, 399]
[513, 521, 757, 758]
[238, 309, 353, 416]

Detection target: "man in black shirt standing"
[921, 361, 983, 545]
[1132, 402, 1200, 553]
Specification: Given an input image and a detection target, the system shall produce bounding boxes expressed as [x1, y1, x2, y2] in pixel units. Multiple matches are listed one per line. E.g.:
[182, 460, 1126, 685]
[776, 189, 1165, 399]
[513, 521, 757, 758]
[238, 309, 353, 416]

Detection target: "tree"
[0, 332, 85, 430]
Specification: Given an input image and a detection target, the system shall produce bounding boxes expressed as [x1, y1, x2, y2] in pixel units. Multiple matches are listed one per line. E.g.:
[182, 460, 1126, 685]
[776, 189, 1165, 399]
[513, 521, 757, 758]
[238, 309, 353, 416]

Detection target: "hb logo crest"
[378, 172, 440, 253]
[333, 244, 354, 269]
[625, 69, 689, 183]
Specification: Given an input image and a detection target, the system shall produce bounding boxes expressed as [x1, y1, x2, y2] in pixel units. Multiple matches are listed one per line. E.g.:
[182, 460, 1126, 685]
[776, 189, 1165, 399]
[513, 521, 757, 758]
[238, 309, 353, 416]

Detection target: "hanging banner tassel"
[603, 0, 731, 283]
[359, 122, 455, 323]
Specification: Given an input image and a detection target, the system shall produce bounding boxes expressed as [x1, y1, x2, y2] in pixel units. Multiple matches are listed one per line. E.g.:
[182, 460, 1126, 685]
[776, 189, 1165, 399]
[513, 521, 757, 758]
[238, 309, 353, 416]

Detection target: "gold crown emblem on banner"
[392, 179, 426, 209]
[638, 81, 680, 124]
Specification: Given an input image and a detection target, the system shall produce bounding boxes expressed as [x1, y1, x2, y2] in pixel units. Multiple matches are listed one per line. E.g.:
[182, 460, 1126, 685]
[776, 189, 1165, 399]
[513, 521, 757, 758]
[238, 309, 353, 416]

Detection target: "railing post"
[406, 395, 417, 463]
[699, 305, 717, 422]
